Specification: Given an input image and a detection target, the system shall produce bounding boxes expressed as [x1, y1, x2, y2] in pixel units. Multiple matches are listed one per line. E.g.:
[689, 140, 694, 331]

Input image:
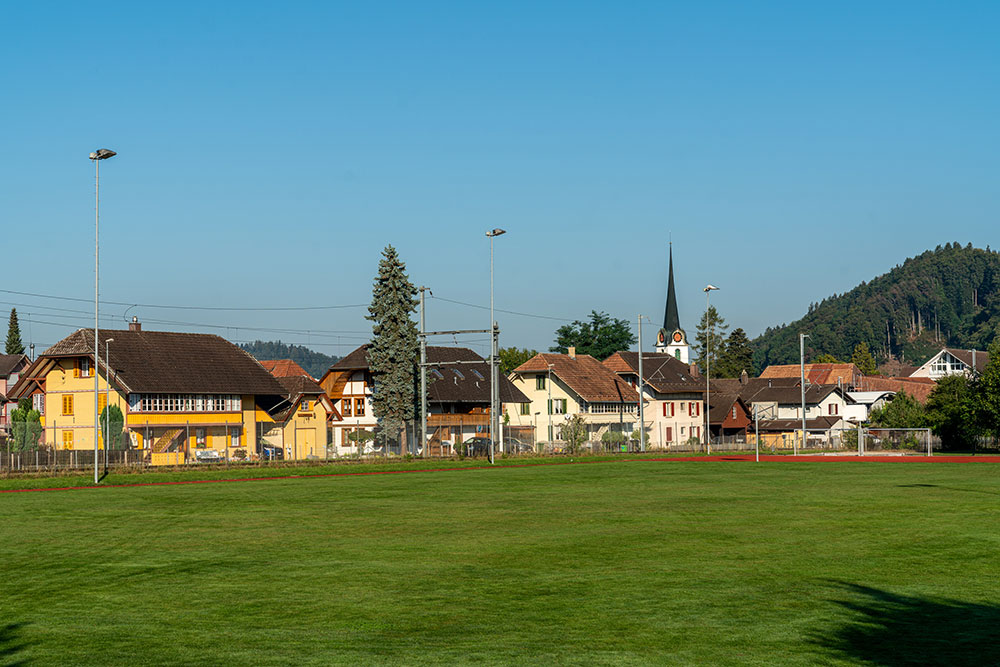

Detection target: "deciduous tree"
[925, 374, 979, 450]
[694, 306, 728, 376]
[551, 311, 635, 361]
[498, 347, 537, 375]
[974, 338, 1000, 445]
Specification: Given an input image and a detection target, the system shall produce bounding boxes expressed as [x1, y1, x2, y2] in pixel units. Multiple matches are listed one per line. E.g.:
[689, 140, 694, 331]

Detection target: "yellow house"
[8, 322, 292, 465]
[258, 362, 338, 460]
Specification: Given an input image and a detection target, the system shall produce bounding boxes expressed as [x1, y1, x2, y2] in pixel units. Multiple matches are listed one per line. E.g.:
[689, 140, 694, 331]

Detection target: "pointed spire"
[663, 243, 681, 332]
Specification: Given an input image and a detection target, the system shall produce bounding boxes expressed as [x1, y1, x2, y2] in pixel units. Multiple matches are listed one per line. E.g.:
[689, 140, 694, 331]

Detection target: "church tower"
[655, 244, 689, 362]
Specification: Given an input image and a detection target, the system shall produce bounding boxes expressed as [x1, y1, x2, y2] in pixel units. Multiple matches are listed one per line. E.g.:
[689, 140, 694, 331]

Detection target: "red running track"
[2, 454, 998, 494]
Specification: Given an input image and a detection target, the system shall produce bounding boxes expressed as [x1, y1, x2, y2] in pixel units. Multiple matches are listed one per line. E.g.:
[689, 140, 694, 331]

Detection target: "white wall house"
[911, 348, 989, 380]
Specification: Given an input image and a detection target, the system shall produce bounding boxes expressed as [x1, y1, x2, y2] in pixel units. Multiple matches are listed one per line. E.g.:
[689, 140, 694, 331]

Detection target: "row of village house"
[0, 317, 988, 461]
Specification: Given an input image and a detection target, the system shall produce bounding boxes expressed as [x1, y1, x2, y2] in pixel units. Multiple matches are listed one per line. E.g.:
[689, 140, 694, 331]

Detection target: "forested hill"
[239, 340, 340, 379]
[753, 244, 1000, 368]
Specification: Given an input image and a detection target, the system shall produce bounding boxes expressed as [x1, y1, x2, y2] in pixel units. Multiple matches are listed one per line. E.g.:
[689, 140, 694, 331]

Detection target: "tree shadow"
[897, 483, 1000, 496]
[0, 622, 30, 666]
[813, 582, 1000, 666]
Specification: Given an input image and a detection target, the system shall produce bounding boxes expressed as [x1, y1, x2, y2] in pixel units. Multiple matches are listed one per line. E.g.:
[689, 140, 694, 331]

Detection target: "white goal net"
[860, 428, 932, 456]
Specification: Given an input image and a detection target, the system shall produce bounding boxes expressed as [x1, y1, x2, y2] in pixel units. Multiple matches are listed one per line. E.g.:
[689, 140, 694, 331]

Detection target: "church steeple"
[655, 243, 689, 361]
[663, 244, 681, 332]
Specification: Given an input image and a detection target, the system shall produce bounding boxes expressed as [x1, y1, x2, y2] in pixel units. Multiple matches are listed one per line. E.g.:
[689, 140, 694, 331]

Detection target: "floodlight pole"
[799, 332, 810, 456]
[486, 228, 506, 465]
[89, 148, 116, 484]
[703, 285, 719, 454]
[754, 404, 759, 463]
[419, 287, 429, 458]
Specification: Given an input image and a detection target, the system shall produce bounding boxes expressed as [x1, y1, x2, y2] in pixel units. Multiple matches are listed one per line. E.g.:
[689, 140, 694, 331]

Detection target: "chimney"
[689, 363, 699, 378]
[568, 346, 576, 359]
[740, 369, 749, 385]
[129, 316, 142, 332]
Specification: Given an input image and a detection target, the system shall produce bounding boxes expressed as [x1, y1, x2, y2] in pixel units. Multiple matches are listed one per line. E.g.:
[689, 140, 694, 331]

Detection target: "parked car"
[503, 437, 534, 454]
[460, 437, 493, 457]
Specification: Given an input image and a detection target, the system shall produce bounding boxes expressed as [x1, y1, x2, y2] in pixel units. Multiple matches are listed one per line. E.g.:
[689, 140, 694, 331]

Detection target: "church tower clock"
[655, 244, 690, 363]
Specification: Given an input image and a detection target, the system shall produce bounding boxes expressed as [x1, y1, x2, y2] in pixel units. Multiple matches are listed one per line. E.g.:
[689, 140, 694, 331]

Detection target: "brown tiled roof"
[260, 359, 313, 379]
[855, 376, 936, 404]
[711, 376, 798, 397]
[0, 354, 28, 377]
[330, 345, 371, 371]
[759, 363, 862, 386]
[515, 353, 639, 404]
[329, 344, 527, 404]
[426, 347, 528, 404]
[748, 383, 849, 405]
[708, 393, 746, 424]
[603, 352, 701, 394]
[275, 375, 325, 398]
[41, 329, 286, 396]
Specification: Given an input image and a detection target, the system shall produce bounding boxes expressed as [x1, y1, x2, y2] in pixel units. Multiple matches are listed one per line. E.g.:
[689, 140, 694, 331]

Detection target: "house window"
[62, 431, 74, 449]
[33, 394, 44, 415]
[62, 395, 74, 416]
[548, 399, 567, 415]
[80, 358, 91, 378]
[195, 428, 206, 447]
[231, 429, 241, 448]
[342, 399, 352, 417]
[732, 406, 737, 419]
[536, 375, 546, 390]
[519, 403, 530, 415]
[829, 403, 838, 415]
[301, 400, 311, 411]
[355, 398, 365, 416]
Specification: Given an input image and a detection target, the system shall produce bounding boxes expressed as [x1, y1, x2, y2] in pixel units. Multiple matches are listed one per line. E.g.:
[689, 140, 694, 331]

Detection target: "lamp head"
[89, 149, 117, 161]
[486, 228, 507, 238]
[704, 284, 720, 292]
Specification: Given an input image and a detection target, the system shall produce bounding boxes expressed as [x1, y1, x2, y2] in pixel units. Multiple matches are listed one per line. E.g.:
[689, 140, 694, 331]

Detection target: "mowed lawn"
[1, 461, 998, 665]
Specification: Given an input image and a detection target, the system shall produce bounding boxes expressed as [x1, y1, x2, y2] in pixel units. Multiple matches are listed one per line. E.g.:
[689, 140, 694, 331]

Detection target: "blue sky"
[3, 1, 999, 360]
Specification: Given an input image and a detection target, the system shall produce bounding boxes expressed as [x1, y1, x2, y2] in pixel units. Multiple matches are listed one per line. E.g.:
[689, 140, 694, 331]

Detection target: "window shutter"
[547, 399, 552, 415]
[662, 403, 667, 417]
[73, 360, 80, 378]
[670, 403, 675, 417]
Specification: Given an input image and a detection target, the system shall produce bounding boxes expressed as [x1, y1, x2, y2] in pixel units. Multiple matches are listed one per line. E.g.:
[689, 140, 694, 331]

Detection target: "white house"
[910, 348, 990, 380]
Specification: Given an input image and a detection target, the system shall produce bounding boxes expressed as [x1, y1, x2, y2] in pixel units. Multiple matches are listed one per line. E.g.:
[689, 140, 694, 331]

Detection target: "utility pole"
[799, 332, 810, 456]
[703, 285, 719, 454]
[419, 287, 430, 458]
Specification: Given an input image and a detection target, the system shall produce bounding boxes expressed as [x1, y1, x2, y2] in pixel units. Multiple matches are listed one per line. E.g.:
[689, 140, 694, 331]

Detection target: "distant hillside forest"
[239, 340, 340, 379]
[754, 244, 1000, 368]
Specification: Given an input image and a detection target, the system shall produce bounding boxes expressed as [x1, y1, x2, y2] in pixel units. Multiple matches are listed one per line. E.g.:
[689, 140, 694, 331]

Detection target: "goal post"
[860, 428, 932, 456]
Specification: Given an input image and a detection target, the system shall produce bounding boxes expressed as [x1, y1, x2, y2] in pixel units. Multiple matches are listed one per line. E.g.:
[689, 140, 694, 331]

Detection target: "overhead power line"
[429, 295, 573, 322]
[0, 288, 367, 312]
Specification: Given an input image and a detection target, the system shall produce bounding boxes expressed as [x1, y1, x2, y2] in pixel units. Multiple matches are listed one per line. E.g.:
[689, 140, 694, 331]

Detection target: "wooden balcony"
[427, 413, 490, 427]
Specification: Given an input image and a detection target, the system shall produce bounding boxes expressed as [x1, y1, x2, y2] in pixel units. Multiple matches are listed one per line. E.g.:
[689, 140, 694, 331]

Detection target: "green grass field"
[1, 460, 998, 665]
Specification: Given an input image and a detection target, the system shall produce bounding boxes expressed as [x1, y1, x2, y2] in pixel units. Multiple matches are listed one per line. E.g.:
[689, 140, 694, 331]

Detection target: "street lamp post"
[89, 148, 116, 484]
[703, 285, 719, 454]
[637, 315, 650, 452]
[547, 363, 554, 446]
[486, 228, 506, 465]
[799, 332, 810, 456]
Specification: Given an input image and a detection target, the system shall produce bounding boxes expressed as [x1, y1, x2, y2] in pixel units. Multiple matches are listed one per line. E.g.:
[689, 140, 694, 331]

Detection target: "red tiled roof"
[759, 363, 862, 386]
[515, 353, 639, 404]
[260, 359, 312, 379]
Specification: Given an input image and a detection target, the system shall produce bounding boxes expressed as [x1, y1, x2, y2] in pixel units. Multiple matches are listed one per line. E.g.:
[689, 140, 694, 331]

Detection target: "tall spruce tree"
[6, 308, 25, 355]
[366, 246, 419, 438]
[716, 328, 754, 378]
[851, 341, 877, 375]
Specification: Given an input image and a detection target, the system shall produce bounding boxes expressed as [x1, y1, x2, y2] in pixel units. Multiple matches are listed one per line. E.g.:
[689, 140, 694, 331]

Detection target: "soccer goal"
[860, 428, 933, 456]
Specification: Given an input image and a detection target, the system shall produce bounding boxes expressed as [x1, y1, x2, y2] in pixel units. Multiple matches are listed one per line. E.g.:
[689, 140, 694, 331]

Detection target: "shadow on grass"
[814, 582, 1000, 665]
[0, 622, 29, 666]
[897, 483, 1000, 496]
